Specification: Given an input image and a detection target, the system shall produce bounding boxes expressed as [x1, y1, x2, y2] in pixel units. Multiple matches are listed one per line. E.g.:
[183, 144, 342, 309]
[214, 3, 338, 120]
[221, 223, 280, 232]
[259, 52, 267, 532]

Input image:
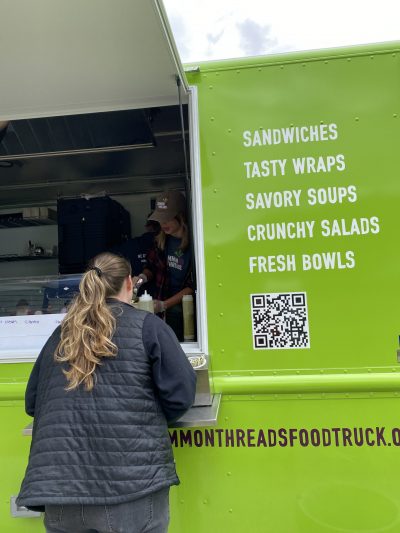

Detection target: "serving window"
[0, 90, 207, 363]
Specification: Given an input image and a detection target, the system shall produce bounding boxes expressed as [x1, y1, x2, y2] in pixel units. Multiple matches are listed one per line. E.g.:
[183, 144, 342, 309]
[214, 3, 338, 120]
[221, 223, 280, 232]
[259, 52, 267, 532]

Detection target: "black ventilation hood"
[0, 105, 189, 208]
[0, 110, 155, 160]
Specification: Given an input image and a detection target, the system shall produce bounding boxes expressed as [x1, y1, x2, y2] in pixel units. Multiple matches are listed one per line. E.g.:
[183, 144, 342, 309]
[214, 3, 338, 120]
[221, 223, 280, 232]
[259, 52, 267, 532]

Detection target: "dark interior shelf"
[0, 255, 57, 263]
[0, 209, 57, 228]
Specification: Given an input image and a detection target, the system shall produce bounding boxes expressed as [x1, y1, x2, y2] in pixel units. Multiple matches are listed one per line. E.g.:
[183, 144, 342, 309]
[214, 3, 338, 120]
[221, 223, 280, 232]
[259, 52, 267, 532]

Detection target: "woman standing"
[134, 190, 194, 341]
[17, 252, 196, 533]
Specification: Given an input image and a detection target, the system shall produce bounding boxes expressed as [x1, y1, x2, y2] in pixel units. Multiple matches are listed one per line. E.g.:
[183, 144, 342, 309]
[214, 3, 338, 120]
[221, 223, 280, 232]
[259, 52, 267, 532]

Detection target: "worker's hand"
[133, 273, 148, 290]
[153, 300, 165, 314]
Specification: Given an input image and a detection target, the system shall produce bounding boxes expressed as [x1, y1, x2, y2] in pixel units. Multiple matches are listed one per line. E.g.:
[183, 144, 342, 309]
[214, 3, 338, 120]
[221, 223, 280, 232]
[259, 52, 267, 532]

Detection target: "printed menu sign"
[241, 122, 380, 274]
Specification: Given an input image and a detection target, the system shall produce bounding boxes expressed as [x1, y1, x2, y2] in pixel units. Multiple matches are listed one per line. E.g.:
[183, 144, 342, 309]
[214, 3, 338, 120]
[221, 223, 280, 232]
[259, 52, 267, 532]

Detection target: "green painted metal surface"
[187, 43, 400, 374]
[169, 395, 400, 533]
[0, 43, 399, 532]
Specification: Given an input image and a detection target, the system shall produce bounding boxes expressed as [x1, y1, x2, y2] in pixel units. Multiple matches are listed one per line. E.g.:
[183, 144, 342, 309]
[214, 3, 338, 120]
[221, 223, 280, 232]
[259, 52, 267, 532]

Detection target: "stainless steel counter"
[170, 393, 221, 428]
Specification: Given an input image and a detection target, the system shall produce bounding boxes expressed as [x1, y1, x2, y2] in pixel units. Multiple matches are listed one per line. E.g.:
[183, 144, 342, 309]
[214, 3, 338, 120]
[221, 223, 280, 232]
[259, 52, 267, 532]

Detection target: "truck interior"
[0, 102, 192, 310]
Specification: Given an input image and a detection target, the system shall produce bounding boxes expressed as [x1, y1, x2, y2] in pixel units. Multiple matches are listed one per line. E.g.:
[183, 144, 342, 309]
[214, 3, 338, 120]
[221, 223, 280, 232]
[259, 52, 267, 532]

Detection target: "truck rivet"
[212, 151, 216, 155]
[368, 368, 372, 372]
[218, 283, 222, 287]
[180, 499, 184, 504]
[280, 65, 284, 69]
[320, 369, 324, 374]
[258, 68, 262, 72]
[203, 499, 208, 504]
[221, 348, 225, 352]
[320, 121, 324, 124]
[216, 224, 220, 228]
[220, 312, 224, 317]
[250, 371, 254, 375]
[296, 370, 300, 375]
[227, 471, 232, 476]
[273, 371, 277, 375]
[347, 58, 351, 62]
[216, 72, 220, 76]
[344, 369, 348, 373]
[236, 70, 240, 74]
[209, 85, 213, 89]
[229, 509, 233, 513]
[355, 117, 359, 121]
[302, 63, 306, 67]
[213, 188, 218, 193]
[395, 392, 399, 396]
[228, 128, 232, 133]
[392, 53, 396, 57]
[217, 254, 221, 259]
[393, 114, 398, 118]
[370, 56, 374, 59]
[324, 60, 328, 64]
[210, 117, 215, 121]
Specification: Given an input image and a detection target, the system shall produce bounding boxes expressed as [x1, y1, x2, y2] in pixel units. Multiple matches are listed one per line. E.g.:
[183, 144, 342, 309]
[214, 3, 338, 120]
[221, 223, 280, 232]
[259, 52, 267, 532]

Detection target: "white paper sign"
[0, 313, 64, 362]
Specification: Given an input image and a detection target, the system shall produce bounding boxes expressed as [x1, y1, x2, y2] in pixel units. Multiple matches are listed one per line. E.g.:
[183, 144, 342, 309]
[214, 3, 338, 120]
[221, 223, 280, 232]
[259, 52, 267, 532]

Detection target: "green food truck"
[1, 1, 399, 532]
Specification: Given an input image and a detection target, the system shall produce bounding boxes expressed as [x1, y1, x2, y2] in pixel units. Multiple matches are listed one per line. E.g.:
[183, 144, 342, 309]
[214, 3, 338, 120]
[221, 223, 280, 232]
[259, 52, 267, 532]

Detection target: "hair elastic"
[90, 266, 103, 277]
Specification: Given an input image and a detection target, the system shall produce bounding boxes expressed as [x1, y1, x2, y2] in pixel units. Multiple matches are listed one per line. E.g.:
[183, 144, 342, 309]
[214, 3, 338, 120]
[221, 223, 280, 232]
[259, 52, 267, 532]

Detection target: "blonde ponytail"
[55, 252, 131, 391]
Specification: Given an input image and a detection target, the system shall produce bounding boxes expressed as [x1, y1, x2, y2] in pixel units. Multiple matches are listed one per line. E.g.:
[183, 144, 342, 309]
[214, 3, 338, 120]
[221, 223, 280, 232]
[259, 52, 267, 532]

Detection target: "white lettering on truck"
[247, 220, 315, 241]
[246, 190, 302, 209]
[242, 123, 338, 147]
[292, 154, 345, 174]
[243, 160, 287, 178]
[249, 255, 297, 273]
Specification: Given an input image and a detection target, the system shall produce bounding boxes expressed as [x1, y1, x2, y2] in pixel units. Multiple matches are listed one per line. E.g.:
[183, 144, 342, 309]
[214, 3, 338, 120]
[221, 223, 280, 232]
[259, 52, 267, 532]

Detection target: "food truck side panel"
[189, 43, 400, 375]
[0, 43, 399, 532]
[169, 44, 400, 533]
[169, 396, 400, 533]
[3, 395, 400, 532]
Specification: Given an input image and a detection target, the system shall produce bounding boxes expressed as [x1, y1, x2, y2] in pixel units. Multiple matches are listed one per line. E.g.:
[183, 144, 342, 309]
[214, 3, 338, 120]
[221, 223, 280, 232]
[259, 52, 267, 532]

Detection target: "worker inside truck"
[133, 190, 195, 342]
[110, 213, 160, 278]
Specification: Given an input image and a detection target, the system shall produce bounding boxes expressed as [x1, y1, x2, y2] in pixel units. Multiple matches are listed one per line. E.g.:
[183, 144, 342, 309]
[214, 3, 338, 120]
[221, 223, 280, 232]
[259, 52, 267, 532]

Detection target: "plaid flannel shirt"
[145, 242, 193, 301]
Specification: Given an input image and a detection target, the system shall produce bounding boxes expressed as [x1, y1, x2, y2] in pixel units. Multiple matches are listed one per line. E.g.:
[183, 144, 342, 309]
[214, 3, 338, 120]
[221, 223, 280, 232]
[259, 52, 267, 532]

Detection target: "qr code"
[251, 292, 310, 350]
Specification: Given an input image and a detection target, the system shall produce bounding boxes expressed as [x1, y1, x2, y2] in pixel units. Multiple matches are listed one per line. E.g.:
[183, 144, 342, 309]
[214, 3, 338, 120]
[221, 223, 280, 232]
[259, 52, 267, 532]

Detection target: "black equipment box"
[57, 196, 131, 274]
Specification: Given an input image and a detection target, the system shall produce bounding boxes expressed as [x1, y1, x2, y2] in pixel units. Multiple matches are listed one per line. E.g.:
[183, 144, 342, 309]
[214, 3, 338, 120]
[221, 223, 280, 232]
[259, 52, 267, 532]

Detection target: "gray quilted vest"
[17, 302, 178, 510]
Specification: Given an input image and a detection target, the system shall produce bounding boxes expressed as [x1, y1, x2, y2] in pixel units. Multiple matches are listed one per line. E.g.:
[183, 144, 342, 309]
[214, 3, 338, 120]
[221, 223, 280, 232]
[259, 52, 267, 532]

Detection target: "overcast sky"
[163, 0, 400, 63]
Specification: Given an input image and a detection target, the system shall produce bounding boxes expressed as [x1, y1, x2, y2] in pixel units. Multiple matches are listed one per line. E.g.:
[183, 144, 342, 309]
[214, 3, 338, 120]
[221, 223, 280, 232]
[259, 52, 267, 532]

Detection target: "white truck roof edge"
[153, 0, 189, 94]
[0, 0, 188, 120]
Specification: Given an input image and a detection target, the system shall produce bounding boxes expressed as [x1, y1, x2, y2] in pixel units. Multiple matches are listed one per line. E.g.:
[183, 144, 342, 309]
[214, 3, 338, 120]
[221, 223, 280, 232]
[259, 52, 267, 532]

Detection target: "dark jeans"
[44, 488, 169, 533]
